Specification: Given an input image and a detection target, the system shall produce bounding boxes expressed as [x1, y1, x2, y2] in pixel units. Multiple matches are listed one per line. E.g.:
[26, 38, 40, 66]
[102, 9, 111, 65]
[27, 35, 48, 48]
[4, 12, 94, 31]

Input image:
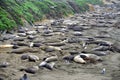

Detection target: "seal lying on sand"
[63, 55, 74, 62]
[39, 61, 55, 70]
[43, 55, 58, 62]
[11, 47, 31, 54]
[0, 44, 14, 48]
[74, 55, 86, 64]
[63, 55, 86, 64]
[21, 54, 39, 62]
[20, 66, 39, 74]
[79, 53, 102, 63]
[92, 46, 110, 51]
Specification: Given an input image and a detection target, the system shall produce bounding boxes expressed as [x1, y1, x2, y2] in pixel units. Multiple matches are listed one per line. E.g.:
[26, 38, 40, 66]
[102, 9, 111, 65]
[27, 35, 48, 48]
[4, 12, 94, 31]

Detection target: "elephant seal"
[63, 55, 74, 62]
[27, 35, 36, 40]
[0, 44, 14, 48]
[24, 66, 39, 74]
[11, 47, 31, 54]
[111, 42, 120, 53]
[73, 55, 86, 64]
[17, 33, 26, 37]
[26, 31, 37, 35]
[92, 51, 109, 56]
[21, 54, 29, 60]
[92, 46, 110, 51]
[43, 55, 58, 62]
[28, 55, 39, 62]
[39, 61, 55, 70]
[29, 42, 42, 47]
[40, 46, 62, 52]
[21, 54, 39, 62]
[79, 53, 102, 63]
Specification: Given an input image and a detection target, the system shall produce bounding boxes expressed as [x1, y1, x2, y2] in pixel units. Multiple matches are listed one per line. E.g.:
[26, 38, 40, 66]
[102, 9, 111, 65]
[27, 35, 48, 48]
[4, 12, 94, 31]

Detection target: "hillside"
[0, 0, 103, 30]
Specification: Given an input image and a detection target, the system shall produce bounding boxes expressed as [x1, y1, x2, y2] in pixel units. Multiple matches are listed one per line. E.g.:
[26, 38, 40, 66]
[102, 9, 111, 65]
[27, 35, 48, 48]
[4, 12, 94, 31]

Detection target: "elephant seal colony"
[0, 1, 120, 80]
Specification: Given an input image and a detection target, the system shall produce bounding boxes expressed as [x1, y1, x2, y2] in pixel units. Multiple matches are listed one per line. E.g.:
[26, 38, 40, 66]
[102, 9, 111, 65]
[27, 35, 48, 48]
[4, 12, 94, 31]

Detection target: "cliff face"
[0, 0, 103, 30]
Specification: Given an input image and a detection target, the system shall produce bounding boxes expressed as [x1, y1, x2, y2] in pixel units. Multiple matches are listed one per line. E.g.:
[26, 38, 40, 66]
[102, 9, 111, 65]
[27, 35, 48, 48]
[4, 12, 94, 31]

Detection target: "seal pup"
[73, 55, 86, 64]
[20, 74, 30, 80]
[39, 61, 55, 70]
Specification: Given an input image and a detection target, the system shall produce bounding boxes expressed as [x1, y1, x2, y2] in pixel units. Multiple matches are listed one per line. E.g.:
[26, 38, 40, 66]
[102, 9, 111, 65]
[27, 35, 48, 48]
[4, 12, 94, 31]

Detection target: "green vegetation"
[0, 0, 103, 30]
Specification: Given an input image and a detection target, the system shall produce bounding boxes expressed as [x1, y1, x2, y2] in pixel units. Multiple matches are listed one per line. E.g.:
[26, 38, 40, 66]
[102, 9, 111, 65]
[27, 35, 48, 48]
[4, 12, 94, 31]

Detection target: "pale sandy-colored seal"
[39, 61, 55, 70]
[73, 55, 86, 64]
[43, 55, 58, 62]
